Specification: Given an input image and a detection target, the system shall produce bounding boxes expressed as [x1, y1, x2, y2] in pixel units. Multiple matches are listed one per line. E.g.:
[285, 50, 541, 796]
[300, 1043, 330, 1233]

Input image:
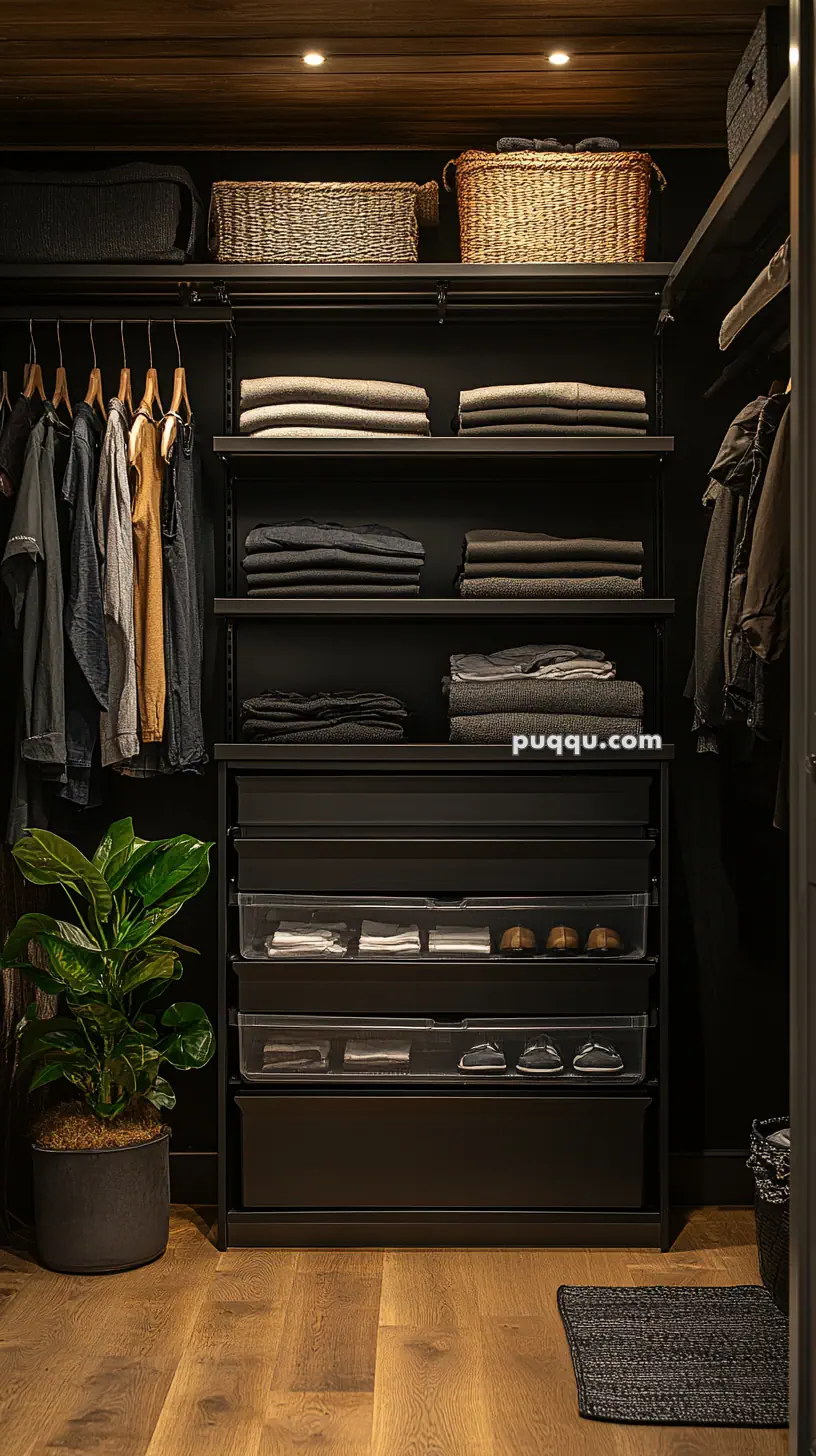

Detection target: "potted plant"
[2, 819, 215, 1274]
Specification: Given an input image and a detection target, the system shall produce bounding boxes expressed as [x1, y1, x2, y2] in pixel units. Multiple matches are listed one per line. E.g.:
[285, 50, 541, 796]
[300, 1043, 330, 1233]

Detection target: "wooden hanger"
[0, 370, 10, 412]
[138, 320, 164, 420]
[23, 320, 45, 401]
[117, 320, 133, 414]
[51, 320, 72, 420]
[161, 321, 192, 460]
[84, 321, 107, 421]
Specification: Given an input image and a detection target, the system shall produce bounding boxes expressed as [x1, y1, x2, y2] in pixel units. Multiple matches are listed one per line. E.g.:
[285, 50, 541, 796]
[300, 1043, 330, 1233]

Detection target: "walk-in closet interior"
[0, 1, 810, 1447]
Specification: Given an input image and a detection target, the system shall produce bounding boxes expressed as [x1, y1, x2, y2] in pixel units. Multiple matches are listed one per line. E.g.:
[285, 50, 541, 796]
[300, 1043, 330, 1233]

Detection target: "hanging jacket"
[130, 409, 166, 744]
[741, 401, 791, 663]
[95, 398, 138, 765]
[1, 405, 70, 842]
[162, 416, 206, 771]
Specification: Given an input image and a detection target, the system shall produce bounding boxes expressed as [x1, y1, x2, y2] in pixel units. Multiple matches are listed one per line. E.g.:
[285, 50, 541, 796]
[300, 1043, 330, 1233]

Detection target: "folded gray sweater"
[464, 530, 644, 565]
[459, 407, 650, 429]
[243, 723, 405, 744]
[243, 548, 423, 573]
[459, 576, 644, 598]
[244, 568, 420, 588]
[245, 521, 424, 558]
[450, 714, 642, 743]
[240, 375, 430, 413]
[240, 403, 430, 435]
[447, 678, 643, 718]
[247, 583, 420, 597]
[459, 382, 647, 413]
[250, 427, 422, 438]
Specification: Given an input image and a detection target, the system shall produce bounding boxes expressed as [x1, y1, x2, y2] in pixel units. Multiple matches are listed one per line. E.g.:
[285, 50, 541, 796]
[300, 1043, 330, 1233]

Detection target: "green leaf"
[28, 1061, 71, 1091]
[2, 912, 60, 966]
[115, 905, 180, 950]
[119, 951, 177, 996]
[145, 1076, 176, 1111]
[39, 933, 106, 996]
[88, 1092, 129, 1121]
[158, 1002, 214, 1070]
[92, 817, 135, 877]
[134, 1014, 159, 1043]
[13, 830, 113, 923]
[107, 838, 167, 893]
[72, 1001, 129, 1038]
[7, 963, 64, 997]
[151, 935, 199, 957]
[128, 838, 212, 909]
[107, 1034, 162, 1096]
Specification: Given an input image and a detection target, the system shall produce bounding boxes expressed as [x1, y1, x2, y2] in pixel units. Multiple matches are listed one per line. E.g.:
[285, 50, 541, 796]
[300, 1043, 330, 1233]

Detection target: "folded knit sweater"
[459, 382, 647, 413]
[446, 678, 643, 718]
[240, 375, 430, 412]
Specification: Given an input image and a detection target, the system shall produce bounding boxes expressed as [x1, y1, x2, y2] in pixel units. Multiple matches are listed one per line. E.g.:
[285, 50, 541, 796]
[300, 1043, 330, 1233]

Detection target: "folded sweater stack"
[241, 690, 408, 744]
[458, 528, 645, 598]
[456, 382, 649, 436]
[444, 643, 644, 743]
[240, 375, 431, 438]
[242, 520, 425, 596]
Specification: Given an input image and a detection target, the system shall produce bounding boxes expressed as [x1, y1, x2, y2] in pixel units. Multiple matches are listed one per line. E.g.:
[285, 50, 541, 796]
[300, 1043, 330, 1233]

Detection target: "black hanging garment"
[161, 416, 206, 771]
[60, 401, 109, 806]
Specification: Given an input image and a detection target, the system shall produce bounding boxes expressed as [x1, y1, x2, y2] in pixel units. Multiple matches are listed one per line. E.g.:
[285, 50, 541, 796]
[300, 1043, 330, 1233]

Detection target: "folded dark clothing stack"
[241, 690, 408, 744]
[242, 520, 425, 596]
[239, 375, 431, 438]
[444, 643, 644, 744]
[456, 382, 648, 436]
[458, 529, 644, 598]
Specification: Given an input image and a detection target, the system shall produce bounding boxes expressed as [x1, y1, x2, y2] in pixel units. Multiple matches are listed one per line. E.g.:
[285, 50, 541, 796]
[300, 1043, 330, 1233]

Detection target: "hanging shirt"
[0, 393, 43, 498]
[95, 398, 138, 765]
[130, 408, 166, 743]
[2, 405, 70, 842]
[162, 416, 206, 771]
[60, 401, 108, 807]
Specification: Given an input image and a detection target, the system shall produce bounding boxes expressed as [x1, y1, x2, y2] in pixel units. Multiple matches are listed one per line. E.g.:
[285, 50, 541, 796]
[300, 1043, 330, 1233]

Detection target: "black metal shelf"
[215, 743, 673, 767]
[0, 261, 673, 316]
[661, 78, 790, 316]
[215, 434, 674, 459]
[215, 596, 674, 619]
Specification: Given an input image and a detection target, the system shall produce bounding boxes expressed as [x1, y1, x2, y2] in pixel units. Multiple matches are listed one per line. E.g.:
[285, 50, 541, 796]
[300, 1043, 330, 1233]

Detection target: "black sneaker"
[573, 1038, 624, 1075]
[516, 1035, 564, 1075]
[458, 1040, 507, 1074]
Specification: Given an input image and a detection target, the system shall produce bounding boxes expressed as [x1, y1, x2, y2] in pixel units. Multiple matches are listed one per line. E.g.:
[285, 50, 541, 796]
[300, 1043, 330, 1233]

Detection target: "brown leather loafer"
[585, 925, 624, 954]
[545, 925, 579, 953]
[500, 925, 537, 955]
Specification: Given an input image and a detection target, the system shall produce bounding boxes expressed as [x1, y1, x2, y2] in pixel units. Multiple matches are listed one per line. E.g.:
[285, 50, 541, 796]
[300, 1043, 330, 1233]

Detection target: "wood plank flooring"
[0, 1207, 787, 1456]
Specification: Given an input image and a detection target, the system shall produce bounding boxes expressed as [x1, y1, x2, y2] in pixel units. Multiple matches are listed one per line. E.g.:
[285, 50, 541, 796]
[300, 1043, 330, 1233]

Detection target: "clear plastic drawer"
[238, 1013, 649, 1086]
[236, 892, 650, 962]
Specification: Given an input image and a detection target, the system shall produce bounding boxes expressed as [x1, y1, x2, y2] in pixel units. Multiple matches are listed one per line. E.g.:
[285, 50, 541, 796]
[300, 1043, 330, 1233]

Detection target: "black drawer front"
[235, 773, 651, 830]
[234, 836, 654, 894]
[236, 1092, 650, 1210]
[234, 960, 656, 1017]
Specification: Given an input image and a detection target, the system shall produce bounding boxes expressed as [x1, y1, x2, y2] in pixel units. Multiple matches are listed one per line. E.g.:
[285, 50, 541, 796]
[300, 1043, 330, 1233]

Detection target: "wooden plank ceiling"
[0, 2, 768, 150]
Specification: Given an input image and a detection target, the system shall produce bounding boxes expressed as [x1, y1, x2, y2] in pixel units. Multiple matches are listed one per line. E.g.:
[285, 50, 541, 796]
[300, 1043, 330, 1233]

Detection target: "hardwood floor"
[0, 1207, 787, 1456]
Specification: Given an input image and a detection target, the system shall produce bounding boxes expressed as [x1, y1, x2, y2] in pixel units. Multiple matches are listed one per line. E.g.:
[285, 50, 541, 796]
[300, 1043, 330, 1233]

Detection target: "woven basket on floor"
[209, 179, 440, 263]
[748, 1115, 790, 1315]
[444, 151, 666, 264]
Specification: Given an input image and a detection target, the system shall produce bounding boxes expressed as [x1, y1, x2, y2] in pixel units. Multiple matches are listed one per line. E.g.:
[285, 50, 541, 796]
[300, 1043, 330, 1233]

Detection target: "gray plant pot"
[32, 1131, 170, 1274]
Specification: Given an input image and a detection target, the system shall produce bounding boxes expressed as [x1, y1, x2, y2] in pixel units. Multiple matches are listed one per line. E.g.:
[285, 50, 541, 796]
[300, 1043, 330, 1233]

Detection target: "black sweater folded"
[241, 690, 408, 743]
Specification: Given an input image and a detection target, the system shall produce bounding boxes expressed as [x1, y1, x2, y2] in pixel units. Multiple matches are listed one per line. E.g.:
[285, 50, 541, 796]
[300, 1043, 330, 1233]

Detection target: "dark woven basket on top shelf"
[209, 179, 440, 264]
[444, 150, 666, 264]
[748, 1115, 790, 1314]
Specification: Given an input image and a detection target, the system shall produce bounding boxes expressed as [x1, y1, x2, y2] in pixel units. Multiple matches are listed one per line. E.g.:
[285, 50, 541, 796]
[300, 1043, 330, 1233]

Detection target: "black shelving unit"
[212, 261, 673, 1251]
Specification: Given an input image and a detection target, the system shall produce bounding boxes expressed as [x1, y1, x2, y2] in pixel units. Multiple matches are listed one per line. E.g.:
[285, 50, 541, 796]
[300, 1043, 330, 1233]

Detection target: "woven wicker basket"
[209, 179, 439, 264]
[444, 151, 666, 265]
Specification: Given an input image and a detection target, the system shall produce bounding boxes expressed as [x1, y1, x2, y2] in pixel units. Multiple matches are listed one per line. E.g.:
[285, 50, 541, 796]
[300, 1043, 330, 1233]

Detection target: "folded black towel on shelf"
[459, 576, 644, 598]
[459, 382, 647, 413]
[446, 678, 644, 718]
[240, 375, 430, 413]
[245, 520, 425, 559]
[240, 403, 431, 436]
[449, 713, 642, 743]
[243, 723, 406, 744]
[241, 689, 408, 744]
[463, 530, 644, 565]
[243, 690, 407, 719]
[246, 583, 420, 597]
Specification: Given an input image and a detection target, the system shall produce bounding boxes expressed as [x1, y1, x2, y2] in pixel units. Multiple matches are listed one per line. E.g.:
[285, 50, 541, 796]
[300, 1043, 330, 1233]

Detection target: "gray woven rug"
[558, 1285, 788, 1427]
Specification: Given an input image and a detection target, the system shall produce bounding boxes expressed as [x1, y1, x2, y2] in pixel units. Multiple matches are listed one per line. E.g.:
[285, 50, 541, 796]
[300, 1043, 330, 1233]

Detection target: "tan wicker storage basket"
[209, 179, 439, 264]
[444, 151, 665, 264]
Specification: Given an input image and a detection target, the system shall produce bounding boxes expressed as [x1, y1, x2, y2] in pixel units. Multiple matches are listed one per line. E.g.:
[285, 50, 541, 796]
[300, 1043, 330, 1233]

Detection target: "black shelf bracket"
[436, 278, 449, 323]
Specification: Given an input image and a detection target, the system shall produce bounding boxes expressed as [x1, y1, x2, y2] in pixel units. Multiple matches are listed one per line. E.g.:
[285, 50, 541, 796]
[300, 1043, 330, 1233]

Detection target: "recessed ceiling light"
[548, 51, 570, 66]
[303, 51, 325, 66]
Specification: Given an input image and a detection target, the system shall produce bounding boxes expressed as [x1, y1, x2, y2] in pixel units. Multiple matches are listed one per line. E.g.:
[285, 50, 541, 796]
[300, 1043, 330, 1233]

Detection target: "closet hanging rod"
[0, 308, 235, 333]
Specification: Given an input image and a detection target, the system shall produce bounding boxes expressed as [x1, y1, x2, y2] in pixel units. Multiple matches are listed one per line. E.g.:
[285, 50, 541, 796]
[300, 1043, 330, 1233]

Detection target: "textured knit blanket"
[447, 678, 643, 717]
[459, 576, 644, 597]
[459, 382, 647, 413]
[449, 714, 642, 742]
